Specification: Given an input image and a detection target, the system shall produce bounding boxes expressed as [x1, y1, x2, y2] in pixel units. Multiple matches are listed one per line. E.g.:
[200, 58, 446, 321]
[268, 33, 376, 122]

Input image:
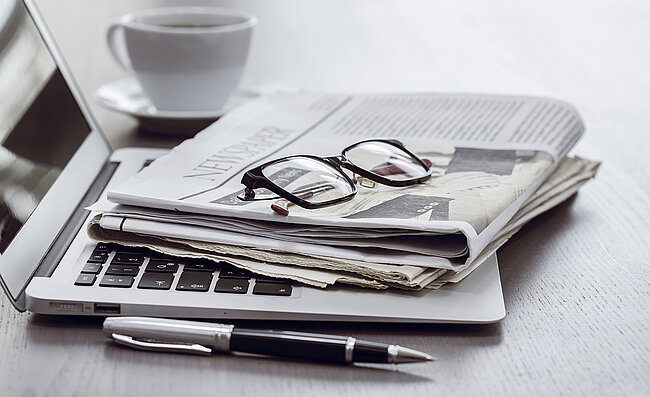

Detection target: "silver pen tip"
[392, 346, 436, 363]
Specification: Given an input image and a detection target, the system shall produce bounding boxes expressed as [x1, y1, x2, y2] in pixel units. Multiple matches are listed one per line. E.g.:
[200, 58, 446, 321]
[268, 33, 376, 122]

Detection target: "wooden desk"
[2, 1, 648, 395]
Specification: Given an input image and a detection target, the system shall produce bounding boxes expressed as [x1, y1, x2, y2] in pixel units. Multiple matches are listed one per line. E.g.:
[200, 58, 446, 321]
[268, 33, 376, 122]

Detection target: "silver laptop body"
[0, 0, 504, 323]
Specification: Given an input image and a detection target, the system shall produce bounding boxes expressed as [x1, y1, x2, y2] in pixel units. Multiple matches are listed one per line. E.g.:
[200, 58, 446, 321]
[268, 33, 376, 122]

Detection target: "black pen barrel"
[230, 329, 388, 363]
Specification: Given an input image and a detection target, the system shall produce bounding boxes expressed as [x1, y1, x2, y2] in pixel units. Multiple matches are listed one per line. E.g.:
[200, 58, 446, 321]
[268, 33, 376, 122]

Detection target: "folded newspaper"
[88, 91, 599, 290]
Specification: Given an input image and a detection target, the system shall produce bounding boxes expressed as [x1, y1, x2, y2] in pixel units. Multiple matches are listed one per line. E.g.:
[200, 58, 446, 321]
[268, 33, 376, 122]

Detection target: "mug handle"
[106, 22, 133, 71]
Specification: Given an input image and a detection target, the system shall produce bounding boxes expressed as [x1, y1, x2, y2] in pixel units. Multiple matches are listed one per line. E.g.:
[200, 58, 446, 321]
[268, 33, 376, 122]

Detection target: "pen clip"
[111, 333, 213, 356]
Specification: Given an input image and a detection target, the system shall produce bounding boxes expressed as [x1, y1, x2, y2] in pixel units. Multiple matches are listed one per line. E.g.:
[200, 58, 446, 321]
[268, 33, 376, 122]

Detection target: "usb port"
[94, 303, 121, 314]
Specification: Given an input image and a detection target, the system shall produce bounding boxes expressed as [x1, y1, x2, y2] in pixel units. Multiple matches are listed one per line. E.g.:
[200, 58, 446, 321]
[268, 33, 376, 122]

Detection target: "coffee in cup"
[107, 7, 256, 111]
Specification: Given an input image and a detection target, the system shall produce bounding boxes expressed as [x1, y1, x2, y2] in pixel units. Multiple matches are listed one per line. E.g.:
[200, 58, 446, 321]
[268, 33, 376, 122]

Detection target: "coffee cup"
[107, 7, 256, 111]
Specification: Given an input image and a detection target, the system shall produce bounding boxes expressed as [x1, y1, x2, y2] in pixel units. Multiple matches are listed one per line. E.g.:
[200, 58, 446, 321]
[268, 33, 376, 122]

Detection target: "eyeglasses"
[239, 139, 432, 212]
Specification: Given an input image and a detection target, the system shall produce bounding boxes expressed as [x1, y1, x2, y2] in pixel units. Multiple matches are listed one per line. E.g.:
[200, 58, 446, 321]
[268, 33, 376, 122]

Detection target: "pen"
[103, 316, 434, 364]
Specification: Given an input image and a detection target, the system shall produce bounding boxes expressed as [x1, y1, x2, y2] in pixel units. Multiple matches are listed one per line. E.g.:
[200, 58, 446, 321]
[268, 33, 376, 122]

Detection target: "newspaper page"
[100, 91, 585, 272]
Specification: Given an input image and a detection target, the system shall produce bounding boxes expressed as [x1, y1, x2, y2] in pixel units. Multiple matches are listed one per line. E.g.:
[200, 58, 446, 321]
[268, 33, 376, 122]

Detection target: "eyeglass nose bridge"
[321, 155, 354, 171]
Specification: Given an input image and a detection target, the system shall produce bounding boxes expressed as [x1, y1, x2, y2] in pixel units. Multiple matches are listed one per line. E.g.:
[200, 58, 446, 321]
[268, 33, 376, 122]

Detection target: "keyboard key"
[214, 278, 249, 294]
[115, 246, 149, 255]
[138, 273, 174, 290]
[255, 275, 285, 283]
[184, 261, 218, 272]
[111, 253, 144, 266]
[93, 243, 113, 253]
[146, 260, 179, 273]
[87, 252, 108, 263]
[81, 262, 102, 274]
[219, 263, 251, 279]
[106, 264, 140, 276]
[75, 273, 96, 286]
[253, 282, 292, 296]
[99, 275, 134, 288]
[148, 252, 177, 261]
[176, 272, 212, 292]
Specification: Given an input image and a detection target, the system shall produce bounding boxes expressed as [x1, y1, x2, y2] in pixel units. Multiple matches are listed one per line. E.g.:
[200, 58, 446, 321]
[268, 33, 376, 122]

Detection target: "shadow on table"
[103, 342, 438, 381]
[26, 312, 502, 346]
[498, 193, 581, 307]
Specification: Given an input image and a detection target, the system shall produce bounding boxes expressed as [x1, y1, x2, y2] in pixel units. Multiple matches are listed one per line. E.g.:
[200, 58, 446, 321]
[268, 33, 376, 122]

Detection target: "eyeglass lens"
[261, 157, 354, 205]
[344, 141, 428, 180]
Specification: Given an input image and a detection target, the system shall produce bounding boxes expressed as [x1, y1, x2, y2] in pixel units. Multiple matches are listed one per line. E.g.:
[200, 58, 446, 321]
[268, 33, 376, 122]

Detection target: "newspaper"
[89, 90, 593, 288]
[88, 155, 599, 290]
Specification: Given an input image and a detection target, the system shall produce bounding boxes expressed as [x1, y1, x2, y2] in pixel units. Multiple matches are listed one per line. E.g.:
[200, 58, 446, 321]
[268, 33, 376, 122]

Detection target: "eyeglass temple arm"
[243, 187, 256, 199]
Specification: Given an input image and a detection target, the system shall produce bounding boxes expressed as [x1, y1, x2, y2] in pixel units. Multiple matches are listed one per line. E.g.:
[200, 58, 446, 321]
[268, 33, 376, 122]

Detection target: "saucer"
[94, 77, 261, 135]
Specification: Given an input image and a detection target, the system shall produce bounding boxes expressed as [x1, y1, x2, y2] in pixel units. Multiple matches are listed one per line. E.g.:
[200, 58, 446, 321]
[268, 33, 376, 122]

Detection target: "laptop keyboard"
[74, 243, 294, 296]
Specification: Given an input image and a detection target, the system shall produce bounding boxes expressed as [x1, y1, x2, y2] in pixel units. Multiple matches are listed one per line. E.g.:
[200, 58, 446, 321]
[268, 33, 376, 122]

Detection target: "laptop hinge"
[31, 161, 120, 279]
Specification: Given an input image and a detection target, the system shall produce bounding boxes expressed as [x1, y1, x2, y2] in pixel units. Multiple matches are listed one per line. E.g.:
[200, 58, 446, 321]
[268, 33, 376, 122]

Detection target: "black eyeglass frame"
[240, 139, 432, 210]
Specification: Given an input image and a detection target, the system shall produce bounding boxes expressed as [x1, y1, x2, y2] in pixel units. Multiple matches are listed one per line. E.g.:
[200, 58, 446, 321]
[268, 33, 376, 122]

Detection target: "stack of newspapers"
[88, 91, 599, 290]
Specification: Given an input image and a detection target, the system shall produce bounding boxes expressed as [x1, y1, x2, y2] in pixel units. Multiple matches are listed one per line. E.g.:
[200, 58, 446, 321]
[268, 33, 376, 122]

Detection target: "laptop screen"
[0, 1, 91, 254]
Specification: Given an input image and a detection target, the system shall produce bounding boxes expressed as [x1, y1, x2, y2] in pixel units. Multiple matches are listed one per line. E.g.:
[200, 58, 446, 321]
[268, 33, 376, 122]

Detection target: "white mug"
[107, 7, 256, 111]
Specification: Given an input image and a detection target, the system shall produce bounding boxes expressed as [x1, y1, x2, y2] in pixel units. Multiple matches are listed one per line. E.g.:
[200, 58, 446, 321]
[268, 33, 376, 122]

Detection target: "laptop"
[0, 0, 505, 323]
